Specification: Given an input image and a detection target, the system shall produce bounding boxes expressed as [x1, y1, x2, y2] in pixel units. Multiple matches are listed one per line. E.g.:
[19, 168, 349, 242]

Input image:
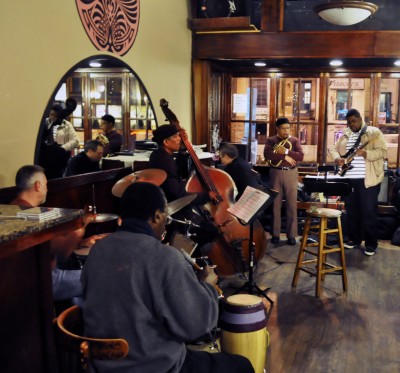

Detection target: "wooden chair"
[56, 305, 129, 373]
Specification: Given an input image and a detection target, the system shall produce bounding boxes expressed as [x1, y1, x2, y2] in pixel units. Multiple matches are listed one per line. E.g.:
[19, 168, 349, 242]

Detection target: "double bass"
[160, 99, 266, 277]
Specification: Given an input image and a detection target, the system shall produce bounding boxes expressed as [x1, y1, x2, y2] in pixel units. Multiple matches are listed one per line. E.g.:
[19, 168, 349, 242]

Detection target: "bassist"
[329, 109, 387, 256]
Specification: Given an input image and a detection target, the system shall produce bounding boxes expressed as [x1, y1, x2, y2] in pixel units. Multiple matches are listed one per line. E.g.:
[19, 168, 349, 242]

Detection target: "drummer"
[81, 182, 254, 373]
[10, 165, 104, 305]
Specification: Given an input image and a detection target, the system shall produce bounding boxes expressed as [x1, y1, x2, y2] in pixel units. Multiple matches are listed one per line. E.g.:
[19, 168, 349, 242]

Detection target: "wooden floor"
[219, 236, 400, 373]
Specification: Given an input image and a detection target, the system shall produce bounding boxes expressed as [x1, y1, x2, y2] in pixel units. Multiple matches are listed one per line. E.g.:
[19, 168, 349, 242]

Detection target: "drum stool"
[291, 207, 347, 298]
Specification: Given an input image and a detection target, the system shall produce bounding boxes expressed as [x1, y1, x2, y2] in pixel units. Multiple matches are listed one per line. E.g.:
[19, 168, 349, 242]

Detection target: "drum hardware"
[86, 184, 119, 224]
[87, 213, 119, 223]
[112, 169, 167, 197]
[167, 216, 200, 228]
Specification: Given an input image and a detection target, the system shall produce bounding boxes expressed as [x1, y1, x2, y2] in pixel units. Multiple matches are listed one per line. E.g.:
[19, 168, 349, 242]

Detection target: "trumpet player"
[98, 114, 123, 156]
[264, 117, 304, 246]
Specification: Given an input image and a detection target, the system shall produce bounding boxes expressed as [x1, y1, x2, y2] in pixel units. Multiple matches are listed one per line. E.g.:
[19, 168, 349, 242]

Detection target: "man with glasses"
[81, 182, 254, 373]
[64, 140, 104, 176]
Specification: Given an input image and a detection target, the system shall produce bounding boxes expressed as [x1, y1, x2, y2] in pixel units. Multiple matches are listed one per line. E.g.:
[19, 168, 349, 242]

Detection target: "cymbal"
[112, 169, 167, 197]
[87, 213, 119, 223]
[167, 193, 197, 216]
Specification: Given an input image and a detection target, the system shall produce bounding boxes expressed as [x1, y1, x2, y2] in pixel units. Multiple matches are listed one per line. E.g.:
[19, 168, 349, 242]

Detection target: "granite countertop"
[0, 204, 83, 243]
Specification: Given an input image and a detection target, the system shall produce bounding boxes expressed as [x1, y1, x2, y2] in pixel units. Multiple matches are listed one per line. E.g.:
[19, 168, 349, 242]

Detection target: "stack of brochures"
[16, 207, 61, 221]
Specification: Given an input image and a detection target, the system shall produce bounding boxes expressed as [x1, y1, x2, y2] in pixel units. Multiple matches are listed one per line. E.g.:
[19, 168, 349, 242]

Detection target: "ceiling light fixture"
[314, 1, 378, 26]
[330, 59, 343, 67]
[254, 62, 266, 67]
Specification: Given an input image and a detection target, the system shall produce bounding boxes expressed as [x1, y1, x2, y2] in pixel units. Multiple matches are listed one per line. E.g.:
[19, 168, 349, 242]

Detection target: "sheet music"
[227, 186, 270, 224]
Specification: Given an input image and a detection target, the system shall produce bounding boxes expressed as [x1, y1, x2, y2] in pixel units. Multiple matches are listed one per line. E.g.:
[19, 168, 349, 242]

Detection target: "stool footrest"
[321, 267, 344, 274]
[323, 229, 340, 234]
[300, 259, 318, 265]
[321, 247, 342, 253]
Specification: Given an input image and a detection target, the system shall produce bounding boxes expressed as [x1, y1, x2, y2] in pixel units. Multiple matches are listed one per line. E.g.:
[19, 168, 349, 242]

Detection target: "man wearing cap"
[81, 182, 254, 373]
[149, 124, 216, 204]
[99, 114, 123, 156]
[264, 117, 304, 246]
[149, 124, 186, 202]
[149, 124, 219, 247]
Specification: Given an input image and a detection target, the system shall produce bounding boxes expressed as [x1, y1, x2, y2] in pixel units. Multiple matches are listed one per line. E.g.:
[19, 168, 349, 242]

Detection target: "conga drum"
[220, 294, 270, 373]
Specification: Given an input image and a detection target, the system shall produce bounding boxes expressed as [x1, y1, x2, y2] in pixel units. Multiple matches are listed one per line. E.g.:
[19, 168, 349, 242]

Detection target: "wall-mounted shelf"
[188, 17, 259, 34]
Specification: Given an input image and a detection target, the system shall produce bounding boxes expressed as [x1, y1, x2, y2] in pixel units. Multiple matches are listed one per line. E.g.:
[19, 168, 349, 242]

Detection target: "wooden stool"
[292, 207, 348, 298]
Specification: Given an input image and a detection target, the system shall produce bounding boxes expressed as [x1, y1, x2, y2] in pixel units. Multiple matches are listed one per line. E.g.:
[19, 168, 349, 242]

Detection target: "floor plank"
[220, 237, 400, 373]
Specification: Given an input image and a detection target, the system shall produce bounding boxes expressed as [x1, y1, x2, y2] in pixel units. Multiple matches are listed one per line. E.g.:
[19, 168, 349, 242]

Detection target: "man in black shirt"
[149, 124, 187, 202]
[149, 124, 218, 245]
[64, 140, 103, 177]
[219, 143, 262, 200]
[99, 114, 123, 155]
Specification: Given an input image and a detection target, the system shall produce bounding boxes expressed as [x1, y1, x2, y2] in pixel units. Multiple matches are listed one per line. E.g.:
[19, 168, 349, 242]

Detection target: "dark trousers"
[180, 349, 255, 373]
[343, 179, 380, 249]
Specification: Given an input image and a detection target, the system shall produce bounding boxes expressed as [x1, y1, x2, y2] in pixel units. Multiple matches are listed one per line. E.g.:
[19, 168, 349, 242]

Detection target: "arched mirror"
[36, 55, 158, 179]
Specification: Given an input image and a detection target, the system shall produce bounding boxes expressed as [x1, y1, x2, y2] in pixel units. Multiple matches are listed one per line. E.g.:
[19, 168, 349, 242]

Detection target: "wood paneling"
[261, 0, 282, 32]
[193, 31, 400, 60]
[192, 60, 211, 146]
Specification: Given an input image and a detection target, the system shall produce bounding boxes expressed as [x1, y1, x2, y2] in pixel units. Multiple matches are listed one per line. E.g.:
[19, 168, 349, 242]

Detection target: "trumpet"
[269, 137, 292, 167]
[96, 133, 109, 146]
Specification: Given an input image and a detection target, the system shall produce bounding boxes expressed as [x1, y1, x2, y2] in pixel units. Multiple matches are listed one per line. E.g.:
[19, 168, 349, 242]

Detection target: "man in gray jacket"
[81, 182, 254, 373]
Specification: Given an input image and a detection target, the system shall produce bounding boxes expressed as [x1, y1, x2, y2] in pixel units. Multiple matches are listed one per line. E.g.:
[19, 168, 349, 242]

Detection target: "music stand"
[228, 186, 278, 305]
[303, 166, 350, 206]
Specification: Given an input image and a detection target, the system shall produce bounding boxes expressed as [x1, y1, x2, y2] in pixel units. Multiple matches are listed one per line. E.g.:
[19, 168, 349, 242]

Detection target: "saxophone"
[268, 137, 292, 167]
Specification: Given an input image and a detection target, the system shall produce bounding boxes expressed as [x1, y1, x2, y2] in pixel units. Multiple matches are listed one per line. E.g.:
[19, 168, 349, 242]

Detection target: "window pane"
[379, 78, 399, 168]
[326, 77, 371, 162]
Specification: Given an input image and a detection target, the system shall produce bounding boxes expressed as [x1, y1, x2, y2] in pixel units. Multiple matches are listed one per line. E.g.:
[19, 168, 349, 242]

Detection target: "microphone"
[167, 216, 201, 228]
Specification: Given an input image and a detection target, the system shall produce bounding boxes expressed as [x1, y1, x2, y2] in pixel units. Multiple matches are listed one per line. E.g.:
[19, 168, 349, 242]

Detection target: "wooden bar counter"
[0, 205, 83, 373]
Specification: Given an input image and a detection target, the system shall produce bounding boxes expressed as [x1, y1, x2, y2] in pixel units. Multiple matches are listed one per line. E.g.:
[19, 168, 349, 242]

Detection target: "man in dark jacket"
[64, 140, 103, 176]
[81, 182, 254, 373]
[219, 143, 262, 200]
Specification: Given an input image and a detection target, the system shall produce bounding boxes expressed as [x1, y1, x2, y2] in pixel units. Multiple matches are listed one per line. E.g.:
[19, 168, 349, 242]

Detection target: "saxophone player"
[264, 117, 304, 245]
[98, 114, 123, 156]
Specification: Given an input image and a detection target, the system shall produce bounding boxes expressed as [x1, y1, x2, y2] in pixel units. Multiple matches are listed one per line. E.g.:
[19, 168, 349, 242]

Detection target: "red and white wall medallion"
[76, 0, 140, 56]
